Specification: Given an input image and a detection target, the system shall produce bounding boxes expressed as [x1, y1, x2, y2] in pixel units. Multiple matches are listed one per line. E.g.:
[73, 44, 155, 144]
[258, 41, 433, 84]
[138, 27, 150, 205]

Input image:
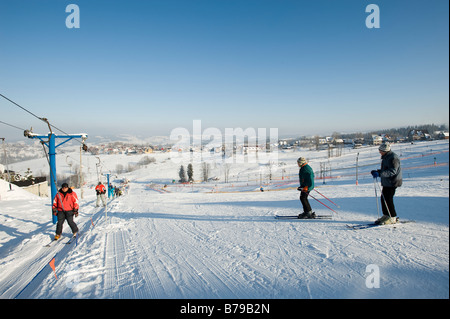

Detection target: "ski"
[44, 236, 63, 247]
[65, 233, 80, 245]
[346, 220, 415, 230]
[275, 215, 333, 220]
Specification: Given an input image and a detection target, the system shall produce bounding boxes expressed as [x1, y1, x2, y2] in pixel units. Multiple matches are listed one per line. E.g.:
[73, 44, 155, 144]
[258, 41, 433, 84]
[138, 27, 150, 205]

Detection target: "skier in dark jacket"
[371, 143, 402, 225]
[297, 157, 316, 219]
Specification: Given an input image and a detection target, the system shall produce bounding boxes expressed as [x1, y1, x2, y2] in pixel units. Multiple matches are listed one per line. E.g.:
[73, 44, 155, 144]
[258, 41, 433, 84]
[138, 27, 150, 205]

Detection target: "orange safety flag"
[49, 258, 57, 279]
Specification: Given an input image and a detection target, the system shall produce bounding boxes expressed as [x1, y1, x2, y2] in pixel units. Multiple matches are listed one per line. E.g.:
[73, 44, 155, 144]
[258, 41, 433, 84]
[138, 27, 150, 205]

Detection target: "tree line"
[178, 163, 213, 183]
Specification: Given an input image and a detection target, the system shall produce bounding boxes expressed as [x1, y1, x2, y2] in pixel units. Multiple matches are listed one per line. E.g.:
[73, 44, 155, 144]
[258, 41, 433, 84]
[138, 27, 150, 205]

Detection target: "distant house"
[343, 139, 354, 145]
[126, 149, 137, 155]
[372, 135, 383, 145]
[409, 130, 427, 141]
[435, 131, 449, 140]
[243, 145, 263, 154]
[0, 166, 17, 181]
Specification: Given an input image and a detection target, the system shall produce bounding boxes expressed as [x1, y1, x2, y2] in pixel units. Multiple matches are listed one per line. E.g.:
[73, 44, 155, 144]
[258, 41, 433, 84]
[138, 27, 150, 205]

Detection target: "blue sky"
[0, 0, 448, 141]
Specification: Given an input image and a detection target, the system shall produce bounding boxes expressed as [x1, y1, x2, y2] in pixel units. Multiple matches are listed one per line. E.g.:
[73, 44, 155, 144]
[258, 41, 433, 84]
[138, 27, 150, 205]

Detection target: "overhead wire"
[0, 120, 27, 132]
[1, 92, 117, 181]
[0, 93, 45, 122]
[0, 93, 87, 146]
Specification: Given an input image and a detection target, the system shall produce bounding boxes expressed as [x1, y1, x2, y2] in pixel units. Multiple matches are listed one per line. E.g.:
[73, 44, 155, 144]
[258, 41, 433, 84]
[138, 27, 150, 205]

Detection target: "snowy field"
[0, 140, 448, 300]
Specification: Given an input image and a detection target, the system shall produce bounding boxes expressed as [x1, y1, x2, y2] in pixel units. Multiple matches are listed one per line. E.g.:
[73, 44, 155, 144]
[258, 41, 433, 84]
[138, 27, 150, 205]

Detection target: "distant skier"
[371, 142, 403, 225]
[52, 183, 79, 240]
[95, 182, 107, 207]
[108, 183, 115, 198]
[297, 157, 316, 219]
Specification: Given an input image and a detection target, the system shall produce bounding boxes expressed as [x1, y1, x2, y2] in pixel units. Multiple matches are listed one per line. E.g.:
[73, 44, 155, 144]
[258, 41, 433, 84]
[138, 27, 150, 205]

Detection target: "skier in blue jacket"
[297, 157, 316, 219]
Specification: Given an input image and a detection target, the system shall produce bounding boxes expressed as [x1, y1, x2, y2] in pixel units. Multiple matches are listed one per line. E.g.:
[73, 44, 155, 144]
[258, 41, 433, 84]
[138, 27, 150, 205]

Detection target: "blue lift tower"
[25, 129, 87, 224]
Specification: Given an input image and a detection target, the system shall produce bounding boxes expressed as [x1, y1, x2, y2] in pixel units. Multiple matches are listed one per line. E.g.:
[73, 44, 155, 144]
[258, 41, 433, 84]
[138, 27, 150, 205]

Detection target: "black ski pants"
[300, 191, 312, 213]
[381, 186, 397, 217]
[56, 210, 79, 235]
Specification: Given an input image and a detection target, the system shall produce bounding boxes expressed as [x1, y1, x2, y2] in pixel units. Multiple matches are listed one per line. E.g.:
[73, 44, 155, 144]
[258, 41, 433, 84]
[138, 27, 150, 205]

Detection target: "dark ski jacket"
[379, 151, 402, 187]
[299, 163, 315, 191]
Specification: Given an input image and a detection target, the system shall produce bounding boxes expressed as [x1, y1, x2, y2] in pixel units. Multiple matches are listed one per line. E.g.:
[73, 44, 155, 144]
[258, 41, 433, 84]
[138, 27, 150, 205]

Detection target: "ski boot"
[298, 211, 316, 219]
[375, 215, 399, 225]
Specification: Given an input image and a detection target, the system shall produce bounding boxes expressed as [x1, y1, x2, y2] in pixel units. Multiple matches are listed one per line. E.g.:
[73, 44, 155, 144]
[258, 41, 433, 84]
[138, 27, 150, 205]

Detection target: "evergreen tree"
[179, 165, 187, 183]
[187, 163, 194, 182]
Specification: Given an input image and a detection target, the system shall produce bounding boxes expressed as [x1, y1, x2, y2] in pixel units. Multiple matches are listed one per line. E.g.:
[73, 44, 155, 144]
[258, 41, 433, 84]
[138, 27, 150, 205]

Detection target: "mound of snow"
[0, 179, 40, 201]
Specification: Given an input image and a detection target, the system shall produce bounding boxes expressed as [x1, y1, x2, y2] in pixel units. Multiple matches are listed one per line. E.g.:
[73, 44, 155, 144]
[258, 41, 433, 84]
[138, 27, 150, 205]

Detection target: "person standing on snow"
[95, 182, 107, 207]
[108, 183, 115, 199]
[52, 182, 79, 240]
[371, 142, 403, 225]
[297, 157, 316, 219]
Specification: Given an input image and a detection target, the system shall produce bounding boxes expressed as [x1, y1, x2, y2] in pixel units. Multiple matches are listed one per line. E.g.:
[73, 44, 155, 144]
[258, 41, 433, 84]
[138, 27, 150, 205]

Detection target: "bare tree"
[223, 163, 231, 183]
[202, 162, 210, 182]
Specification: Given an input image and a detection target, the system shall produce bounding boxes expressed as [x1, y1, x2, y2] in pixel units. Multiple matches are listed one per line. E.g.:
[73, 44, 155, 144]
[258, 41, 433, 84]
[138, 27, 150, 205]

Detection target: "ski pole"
[375, 178, 393, 218]
[373, 177, 380, 219]
[314, 189, 340, 208]
[305, 191, 339, 215]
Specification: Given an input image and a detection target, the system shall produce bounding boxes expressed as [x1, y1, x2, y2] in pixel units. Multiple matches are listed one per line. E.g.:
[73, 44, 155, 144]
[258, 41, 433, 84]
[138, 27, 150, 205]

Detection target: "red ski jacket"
[52, 188, 79, 212]
[95, 184, 106, 194]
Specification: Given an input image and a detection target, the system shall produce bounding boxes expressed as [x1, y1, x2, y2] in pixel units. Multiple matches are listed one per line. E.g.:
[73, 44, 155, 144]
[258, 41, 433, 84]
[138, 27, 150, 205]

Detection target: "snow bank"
[0, 179, 40, 201]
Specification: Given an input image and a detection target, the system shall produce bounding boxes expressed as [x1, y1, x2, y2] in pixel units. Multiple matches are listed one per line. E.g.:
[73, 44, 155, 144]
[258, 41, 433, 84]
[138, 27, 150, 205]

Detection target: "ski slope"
[0, 140, 448, 299]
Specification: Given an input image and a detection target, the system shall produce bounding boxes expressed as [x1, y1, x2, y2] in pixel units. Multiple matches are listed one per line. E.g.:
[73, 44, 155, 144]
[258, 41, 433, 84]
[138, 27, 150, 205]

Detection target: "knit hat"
[61, 183, 69, 188]
[297, 157, 307, 165]
[378, 143, 391, 152]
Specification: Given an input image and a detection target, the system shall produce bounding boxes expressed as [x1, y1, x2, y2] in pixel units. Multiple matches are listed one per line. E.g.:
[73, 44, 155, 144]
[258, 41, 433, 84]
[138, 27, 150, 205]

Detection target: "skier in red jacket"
[52, 183, 79, 240]
[95, 182, 107, 207]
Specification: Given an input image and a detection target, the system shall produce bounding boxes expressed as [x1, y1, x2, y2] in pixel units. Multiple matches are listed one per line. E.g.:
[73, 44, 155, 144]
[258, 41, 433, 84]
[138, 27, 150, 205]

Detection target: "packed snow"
[0, 140, 448, 299]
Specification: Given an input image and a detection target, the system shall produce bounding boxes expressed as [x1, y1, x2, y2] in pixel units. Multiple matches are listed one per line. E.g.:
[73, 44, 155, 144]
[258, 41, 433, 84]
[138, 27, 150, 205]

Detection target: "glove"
[73, 209, 79, 217]
[52, 208, 57, 216]
[302, 186, 309, 192]
[371, 170, 380, 178]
